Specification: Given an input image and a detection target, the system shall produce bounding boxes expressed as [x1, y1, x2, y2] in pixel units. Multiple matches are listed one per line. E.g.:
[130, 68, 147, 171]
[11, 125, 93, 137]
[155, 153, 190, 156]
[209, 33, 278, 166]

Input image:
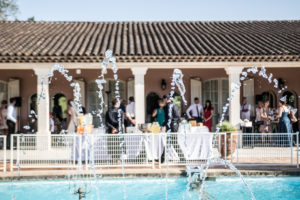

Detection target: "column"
[225, 66, 244, 129]
[33, 67, 51, 135]
[131, 67, 148, 125]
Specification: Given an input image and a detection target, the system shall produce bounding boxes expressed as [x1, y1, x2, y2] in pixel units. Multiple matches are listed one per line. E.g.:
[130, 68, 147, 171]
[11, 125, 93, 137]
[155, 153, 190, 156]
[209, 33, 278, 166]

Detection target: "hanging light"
[161, 79, 167, 90]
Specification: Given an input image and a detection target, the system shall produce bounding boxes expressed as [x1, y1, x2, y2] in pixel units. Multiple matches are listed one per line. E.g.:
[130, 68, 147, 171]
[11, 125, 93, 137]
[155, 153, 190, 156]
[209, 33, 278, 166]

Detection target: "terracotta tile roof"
[0, 20, 300, 63]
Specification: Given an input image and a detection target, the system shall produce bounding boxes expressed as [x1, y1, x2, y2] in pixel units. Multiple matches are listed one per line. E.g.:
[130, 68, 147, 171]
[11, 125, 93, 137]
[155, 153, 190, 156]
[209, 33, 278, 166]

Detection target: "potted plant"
[217, 121, 239, 159]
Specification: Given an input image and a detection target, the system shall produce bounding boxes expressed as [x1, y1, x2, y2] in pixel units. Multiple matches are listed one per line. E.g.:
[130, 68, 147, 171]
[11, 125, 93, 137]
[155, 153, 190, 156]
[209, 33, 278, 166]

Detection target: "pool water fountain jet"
[198, 66, 291, 200]
[165, 69, 187, 200]
[101, 50, 127, 200]
[94, 51, 109, 132]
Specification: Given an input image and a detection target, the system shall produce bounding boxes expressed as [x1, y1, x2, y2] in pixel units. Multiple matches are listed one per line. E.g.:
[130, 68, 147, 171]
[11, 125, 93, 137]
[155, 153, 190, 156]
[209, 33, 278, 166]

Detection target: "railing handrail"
[7, 131, 299, 173]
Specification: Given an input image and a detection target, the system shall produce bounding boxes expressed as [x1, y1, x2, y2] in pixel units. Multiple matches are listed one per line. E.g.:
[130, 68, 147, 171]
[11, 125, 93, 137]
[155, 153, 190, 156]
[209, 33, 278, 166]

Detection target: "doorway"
[146, 92, 160, 123]
[52, 93, 67, 133]
[203, 79, 229, 131]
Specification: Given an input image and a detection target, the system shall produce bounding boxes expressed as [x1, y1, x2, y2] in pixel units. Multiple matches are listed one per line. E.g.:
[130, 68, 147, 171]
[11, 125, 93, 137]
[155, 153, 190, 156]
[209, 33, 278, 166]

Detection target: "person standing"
[67, 100, 78, 133]
[276, 98, 292, 146]
[7, 98, 17, 149]
[259, 100, 272, 143]
[203, 100, 214, 132]
[163, 94, 185, 162]
[105, 99, 124, 134]
[152, 98, 165, 127]
[126, 96, 135, 128]
[105, 99, 124, 162]
[186, 97, 204, 123]
[276, 99, 292, 133]
[255, 101, 263, 133]
[240, 97, 251, 121]
[0, 100, 8, 136]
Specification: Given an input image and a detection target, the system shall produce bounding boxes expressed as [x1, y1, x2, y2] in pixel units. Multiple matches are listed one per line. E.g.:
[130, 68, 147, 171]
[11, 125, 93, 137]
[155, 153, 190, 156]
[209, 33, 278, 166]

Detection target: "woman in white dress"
[67, 100, 78, 133]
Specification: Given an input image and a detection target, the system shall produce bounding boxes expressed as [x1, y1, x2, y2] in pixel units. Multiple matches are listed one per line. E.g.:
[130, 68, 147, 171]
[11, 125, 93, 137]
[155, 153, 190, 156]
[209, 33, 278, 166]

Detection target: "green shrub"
[217, 121, 237, 132]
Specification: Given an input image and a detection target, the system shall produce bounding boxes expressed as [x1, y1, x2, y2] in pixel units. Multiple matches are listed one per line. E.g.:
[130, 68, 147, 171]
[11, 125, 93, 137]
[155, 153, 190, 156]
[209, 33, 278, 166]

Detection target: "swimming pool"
[0, 177, 299, 200]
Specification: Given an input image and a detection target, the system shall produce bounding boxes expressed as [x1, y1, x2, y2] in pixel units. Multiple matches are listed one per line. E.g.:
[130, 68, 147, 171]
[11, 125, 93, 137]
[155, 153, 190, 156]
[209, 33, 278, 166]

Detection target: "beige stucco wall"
[144, 68, 227, 106]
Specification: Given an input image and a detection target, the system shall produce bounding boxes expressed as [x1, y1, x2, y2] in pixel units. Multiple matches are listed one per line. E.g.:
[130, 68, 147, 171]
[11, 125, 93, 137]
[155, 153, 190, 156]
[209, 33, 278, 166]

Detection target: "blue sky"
[17, 0, 300, 21]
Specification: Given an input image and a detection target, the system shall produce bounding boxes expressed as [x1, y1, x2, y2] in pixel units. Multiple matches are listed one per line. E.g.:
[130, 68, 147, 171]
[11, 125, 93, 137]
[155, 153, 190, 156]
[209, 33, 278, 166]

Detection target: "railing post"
[17, 136, 20, 170]
[297, 132, 299, 168]
[218, 133, 221, 157]
[79, 135, 82, 169]
[85, 135, 88, 171]
[237, 133, 239, 164]
[10, 135, 14, 172]
[91, 135, 94, 167]
[290, 133, 293, 165]
[151, 134, 155, 169]
[73, 135, 76, 167]
[3, 136, 6, 172]
[224, 133, 227, 166]
[231, 134, 233, 163]
[159, 134, 162, 169]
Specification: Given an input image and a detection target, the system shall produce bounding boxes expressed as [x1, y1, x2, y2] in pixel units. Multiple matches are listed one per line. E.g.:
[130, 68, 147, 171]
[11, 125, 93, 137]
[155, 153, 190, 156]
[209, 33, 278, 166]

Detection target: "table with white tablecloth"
[145, 126, 212, 161]
[163, 126, 213, 161]
[144, 134, 164, 160]
[71, 126, 212, 162]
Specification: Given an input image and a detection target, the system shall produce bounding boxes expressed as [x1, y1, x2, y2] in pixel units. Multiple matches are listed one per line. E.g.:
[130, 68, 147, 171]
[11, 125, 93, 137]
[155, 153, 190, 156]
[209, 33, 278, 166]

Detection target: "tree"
[0, 0, 18, 20]
[27, 16, 35, 22]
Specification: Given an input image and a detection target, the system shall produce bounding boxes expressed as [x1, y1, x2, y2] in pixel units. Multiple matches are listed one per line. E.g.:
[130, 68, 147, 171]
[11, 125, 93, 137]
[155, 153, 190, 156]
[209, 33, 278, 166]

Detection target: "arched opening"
[203, 78, 229, 131]
[28, 93, 37, 132]
[173, 92, 182, 116]
[29, 93, 37, 114]
[283, 91, 298, 108]
[146, 92, 160, 123]
[0, 81, 7, 104]
[52, 93, 67, 133]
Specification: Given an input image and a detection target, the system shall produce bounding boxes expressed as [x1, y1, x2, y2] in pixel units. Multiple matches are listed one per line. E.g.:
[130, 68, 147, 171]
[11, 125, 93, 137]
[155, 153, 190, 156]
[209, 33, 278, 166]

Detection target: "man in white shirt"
[7, 98, 17, 149]
[126, 96, 135, 128]
[240, 97, 251, 121]
[186, 97, 204, 123]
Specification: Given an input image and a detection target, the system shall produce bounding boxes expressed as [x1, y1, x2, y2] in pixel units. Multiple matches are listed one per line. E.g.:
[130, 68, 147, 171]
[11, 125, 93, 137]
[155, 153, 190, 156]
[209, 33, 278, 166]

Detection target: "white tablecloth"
[72, 126, 212, 162]
[144, 134, 164, 160]
[163, 126, 212, 160]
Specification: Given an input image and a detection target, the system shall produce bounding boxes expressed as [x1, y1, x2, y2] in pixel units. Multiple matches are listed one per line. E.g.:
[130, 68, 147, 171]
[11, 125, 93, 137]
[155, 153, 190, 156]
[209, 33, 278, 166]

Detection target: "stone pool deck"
[1, 165, 300, 180]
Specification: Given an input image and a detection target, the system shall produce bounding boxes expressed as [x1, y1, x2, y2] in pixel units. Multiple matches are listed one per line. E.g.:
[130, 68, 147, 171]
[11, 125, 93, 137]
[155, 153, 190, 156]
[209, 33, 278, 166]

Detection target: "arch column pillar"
[33, 67, 51, 135]
[225, 66, 244, 129]
[131, 67, 148, 125]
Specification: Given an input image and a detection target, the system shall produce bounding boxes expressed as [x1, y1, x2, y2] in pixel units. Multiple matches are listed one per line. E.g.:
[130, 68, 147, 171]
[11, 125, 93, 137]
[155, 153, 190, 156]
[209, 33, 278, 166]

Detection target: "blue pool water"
[0, 177, 299, 200]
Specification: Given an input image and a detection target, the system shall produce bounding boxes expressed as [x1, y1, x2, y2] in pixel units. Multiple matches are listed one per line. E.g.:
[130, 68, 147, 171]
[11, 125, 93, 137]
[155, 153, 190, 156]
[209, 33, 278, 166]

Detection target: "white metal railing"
[8, 132, 299, 172]
[10, 133, 156, 171]
[0, 135, 6, 172]
[230, 132, 299, 167]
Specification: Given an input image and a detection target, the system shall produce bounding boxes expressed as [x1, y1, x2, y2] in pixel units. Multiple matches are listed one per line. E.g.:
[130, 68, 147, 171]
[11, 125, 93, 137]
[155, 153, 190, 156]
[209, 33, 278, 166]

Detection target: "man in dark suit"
[105, 99, 124, 162]
[162, 94, 185, 162]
